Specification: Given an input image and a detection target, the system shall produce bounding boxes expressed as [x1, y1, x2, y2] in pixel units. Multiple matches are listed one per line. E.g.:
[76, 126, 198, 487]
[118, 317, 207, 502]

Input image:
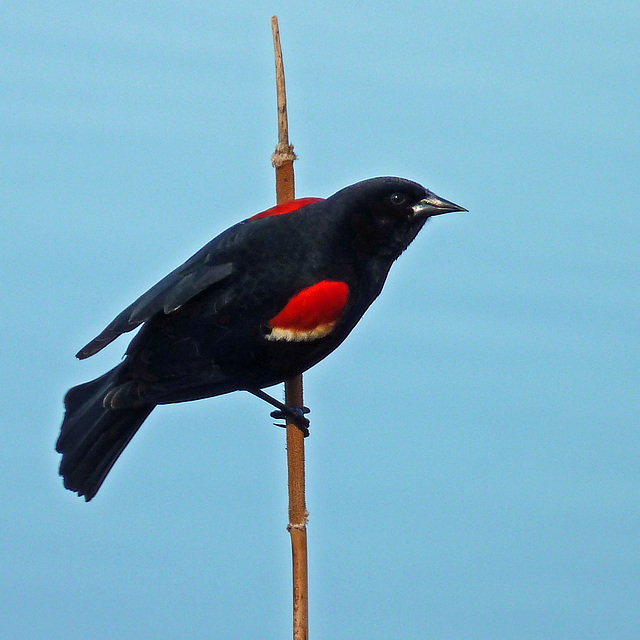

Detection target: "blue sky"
[2, 2, 639, 638]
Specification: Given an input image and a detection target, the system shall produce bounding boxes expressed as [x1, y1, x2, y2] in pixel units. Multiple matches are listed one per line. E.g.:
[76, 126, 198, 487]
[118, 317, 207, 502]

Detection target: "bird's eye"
[390, 192, 406, 206]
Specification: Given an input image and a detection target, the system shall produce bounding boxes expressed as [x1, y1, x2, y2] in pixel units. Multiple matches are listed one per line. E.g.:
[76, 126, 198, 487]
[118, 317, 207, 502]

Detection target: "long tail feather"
[56, 366, 154, 501]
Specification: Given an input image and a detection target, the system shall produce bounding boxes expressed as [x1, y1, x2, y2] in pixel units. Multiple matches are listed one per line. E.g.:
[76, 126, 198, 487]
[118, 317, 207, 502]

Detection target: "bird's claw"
[271, 406, 311, 437]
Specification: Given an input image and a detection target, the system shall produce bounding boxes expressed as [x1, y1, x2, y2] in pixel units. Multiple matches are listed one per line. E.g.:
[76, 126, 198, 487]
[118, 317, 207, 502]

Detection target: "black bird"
[56, 177, 465, 500]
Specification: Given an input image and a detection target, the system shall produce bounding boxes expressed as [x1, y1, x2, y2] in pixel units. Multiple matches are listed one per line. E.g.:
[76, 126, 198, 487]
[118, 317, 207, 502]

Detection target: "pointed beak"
[412, 191, 467, 218]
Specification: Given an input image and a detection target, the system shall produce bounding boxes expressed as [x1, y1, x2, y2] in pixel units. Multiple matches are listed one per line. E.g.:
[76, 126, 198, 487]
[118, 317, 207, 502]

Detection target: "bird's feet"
[246, 388, 311, 437]
[271, 406, 310, 437]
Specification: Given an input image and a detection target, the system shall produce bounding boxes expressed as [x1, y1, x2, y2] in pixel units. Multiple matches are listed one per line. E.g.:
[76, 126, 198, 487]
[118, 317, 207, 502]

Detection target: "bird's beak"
[412, 191, 467, 219]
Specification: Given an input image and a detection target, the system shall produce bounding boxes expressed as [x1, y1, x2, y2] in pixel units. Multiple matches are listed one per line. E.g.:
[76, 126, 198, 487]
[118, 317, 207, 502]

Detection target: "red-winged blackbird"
[56, 177, 465, 500]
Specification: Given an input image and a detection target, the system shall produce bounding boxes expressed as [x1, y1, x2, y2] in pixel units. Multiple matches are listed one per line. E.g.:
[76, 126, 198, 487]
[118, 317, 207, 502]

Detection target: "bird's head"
[329, 177, 466, 261]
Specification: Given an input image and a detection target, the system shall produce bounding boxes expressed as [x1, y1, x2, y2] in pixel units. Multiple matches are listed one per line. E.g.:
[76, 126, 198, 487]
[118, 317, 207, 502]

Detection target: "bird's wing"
[75, 197, 324, 360]
[76, 239, 236, 359]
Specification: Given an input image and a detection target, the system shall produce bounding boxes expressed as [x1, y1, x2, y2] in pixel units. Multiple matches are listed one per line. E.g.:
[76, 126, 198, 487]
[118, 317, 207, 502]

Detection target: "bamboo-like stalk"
[271, 16, 309, 640]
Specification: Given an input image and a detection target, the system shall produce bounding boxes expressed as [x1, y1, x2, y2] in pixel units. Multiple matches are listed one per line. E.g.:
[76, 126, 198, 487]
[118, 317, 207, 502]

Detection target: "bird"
[56, 176, 465, 500]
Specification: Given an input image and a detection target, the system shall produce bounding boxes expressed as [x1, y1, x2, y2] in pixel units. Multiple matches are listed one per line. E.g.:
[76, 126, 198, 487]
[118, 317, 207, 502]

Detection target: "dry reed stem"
[271, 15, 309, 640]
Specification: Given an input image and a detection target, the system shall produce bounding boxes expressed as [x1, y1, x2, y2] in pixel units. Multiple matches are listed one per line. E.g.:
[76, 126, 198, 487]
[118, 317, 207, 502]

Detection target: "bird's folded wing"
[76, 259, 234, 359]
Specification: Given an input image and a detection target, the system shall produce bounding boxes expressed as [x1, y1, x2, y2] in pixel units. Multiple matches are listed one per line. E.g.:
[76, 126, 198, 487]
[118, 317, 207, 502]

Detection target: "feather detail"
[266, 280, 349, 342]
[248, 197, 324, 221]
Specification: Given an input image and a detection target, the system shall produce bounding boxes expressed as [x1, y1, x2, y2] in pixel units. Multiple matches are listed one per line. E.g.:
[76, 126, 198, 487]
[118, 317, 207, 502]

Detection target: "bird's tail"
[56, 365, 154, 501]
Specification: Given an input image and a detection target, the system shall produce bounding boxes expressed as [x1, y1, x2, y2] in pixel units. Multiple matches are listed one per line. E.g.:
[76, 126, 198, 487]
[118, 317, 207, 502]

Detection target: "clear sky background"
[2, 2, 639, 638]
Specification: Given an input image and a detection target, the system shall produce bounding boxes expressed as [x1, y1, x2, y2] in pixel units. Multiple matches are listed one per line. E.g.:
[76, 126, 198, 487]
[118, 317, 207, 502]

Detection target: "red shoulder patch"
[248, 197, 324, 221]
[266, 280, 350, 342]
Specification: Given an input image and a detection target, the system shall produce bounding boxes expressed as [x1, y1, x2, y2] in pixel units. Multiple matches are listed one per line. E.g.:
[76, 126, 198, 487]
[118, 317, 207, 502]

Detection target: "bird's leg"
[246, 389, 310, 437]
